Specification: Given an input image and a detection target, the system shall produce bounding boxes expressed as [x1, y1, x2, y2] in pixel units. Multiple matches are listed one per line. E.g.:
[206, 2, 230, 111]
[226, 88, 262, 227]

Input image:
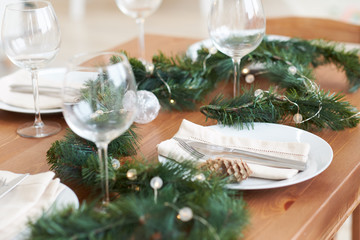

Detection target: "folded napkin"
[0, 171, 65, 240]
[0, 69, 62, 109]
[157, 119, 311, 180]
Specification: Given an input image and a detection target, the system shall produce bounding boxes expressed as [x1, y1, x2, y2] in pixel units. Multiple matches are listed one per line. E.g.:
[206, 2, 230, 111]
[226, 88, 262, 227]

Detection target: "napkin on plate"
[0, 171, 65, 240]
[157, 119, 311, 180]
[0, 69, 62, 109]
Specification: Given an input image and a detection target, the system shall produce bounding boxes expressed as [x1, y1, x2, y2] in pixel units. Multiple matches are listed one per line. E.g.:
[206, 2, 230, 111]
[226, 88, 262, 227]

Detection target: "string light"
[191, 173, 206, 182]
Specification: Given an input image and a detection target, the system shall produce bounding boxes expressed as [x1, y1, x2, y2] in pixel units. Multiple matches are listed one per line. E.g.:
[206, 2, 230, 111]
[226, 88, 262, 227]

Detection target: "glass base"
[17, 121, 61, 138]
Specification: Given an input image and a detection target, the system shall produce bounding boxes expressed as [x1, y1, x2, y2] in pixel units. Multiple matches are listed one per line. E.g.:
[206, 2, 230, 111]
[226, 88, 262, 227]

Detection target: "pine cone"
[202, 157, 252, 182]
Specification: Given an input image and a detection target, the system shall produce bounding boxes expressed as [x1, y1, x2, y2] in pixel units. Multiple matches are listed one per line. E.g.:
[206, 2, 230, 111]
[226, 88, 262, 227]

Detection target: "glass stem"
[232, 57, 242, 97]
[31, 68, 44, 128]
[136, 17, 145, 61]
[97, 142, 110, 204]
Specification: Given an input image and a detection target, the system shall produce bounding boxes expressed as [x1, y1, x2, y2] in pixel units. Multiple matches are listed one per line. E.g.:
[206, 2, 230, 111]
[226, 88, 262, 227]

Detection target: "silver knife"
[0, 173, 29, 199]
[178, 138, 307, 171]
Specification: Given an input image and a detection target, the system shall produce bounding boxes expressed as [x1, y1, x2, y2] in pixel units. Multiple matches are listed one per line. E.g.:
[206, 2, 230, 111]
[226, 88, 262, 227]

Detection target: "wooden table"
[0, 20, 359, 240]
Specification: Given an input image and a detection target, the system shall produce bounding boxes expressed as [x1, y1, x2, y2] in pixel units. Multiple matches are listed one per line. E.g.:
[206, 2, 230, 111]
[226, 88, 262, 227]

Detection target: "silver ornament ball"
[135, 90, 161, 124]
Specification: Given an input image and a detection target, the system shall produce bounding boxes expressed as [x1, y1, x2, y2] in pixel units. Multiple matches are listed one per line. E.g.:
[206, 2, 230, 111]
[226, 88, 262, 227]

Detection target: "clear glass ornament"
[111, 158, 120, 170]
[126, 169, 137, 180]
[178, 207, 193, 222]
[288, 66, 297, 75]
[245, 74, 255, 84]
[135, 90, 161, 124]
[293, 113, 303, 123]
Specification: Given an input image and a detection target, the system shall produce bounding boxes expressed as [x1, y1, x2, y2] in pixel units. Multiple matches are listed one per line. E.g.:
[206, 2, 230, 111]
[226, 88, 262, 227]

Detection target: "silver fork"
[174, 137, 205, 159]
[173, 137, 306, 170]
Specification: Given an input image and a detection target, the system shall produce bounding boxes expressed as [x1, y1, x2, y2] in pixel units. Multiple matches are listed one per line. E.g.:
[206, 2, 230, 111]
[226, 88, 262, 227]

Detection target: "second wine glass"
[115, 0, 162, 62]
[62, 52, 138, 204]
[208, 0, 266, 97]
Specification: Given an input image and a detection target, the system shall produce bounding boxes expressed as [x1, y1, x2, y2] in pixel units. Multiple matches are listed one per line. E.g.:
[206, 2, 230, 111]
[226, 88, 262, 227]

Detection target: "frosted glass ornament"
[135, 90, 161, 124]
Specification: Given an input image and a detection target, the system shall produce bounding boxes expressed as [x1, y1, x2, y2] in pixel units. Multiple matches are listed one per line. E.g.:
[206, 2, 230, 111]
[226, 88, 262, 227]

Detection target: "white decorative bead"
[150, 176, 163, 190]
[245, 74, 255, 84]
[111, 158, 120, 170]
[209, 47, 218, 55]
[192, 173, 206, 182]
[288, 66, 297, 75]
[135, 90, 161, 124]
[178, 207, 193, 222]
[145, 63, 155, 74]
[254, 89, 264, 98]
[293, 113, 303, 123]
[126, 169, 137, 180]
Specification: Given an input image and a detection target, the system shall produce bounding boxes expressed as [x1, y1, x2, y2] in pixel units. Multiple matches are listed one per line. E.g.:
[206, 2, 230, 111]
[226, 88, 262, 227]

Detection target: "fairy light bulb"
[242, 68, 250, 74]
[192, 173, 206, 182]
[177, 207, 193, 222]
[169, 99, 175, 104]
[126, 169, 137, 180]
[209, 47, 217, 55]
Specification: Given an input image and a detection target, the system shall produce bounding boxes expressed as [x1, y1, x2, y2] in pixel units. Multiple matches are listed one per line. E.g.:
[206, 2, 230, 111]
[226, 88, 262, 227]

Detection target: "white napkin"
[0, 69, 62, 109]
[0, 171, 65, 240]
[157, 119, 311, 180]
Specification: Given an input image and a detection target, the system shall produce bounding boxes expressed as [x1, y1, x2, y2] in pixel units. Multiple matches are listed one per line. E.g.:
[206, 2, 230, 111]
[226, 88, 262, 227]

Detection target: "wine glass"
[1, 1, 61, 138]
[208, 0, 266, 97]
[115, 0, 162, 62]
[62, 52, 138, 204]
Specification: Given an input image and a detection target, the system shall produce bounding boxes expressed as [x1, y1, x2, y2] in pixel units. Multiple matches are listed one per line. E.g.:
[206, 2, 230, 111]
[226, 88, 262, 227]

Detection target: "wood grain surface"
[0, 17, 359, 240]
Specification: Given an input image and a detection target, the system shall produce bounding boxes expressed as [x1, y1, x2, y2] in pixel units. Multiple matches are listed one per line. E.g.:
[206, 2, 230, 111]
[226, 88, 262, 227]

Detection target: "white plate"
[159, 123, 333, 190]
[186, 35, 360, 61]
[14, 183, 79, 240]
[0, 68, 65, 114]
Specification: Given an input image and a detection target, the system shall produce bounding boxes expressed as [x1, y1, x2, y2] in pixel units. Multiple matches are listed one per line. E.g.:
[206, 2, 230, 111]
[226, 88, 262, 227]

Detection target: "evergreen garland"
[29, 160, 248, 240]
[28, 36, 360, 239]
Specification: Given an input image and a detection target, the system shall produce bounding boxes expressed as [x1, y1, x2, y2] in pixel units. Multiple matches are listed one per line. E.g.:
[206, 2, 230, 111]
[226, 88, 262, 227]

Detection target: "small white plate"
[0, 68, 65, 114]
[159, 123, 333, 190]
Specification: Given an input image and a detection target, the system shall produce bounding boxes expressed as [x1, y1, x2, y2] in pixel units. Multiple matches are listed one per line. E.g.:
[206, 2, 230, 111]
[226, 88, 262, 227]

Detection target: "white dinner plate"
[159, 123, 333, 190]
[0, 68, 65, 114]
[186, 35, 360, 61]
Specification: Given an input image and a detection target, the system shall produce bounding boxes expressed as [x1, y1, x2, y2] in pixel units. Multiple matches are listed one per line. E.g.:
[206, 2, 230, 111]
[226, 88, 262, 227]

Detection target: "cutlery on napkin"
[157, 119, 311, 180]
[0, 171, 66, 240]
[0, 69, 62, 109]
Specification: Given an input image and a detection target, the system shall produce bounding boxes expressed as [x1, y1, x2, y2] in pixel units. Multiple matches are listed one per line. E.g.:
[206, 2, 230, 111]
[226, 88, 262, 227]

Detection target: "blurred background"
[0, 0, 359, 74]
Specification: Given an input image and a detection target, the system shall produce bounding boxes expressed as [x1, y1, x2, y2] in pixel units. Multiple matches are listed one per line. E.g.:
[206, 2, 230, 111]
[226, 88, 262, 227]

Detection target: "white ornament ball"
[293, 113, 303, 124]
[126, 169, 137, 180]
[111, 159, 120, 170]
[150, 176, 163, 190]
[245, 74, 255, 84]
[135, 90, 161, 124]
[288, 66, 297, 75]
[178, 207, 193, 222]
